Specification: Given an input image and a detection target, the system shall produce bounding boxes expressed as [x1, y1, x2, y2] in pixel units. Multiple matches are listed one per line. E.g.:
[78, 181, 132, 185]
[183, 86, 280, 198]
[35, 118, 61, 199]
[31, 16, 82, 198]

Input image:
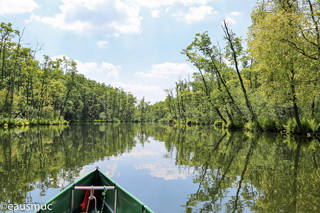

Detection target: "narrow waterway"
[0, 124, 319, 212]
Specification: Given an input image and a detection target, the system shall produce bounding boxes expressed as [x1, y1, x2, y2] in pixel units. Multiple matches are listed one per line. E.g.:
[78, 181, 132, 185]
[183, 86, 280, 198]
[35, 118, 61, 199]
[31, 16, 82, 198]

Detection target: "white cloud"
[50, 55, 71, 61]
[122, 149, 160, 157]
[230, 12, 240, 16]
[183, 6, 217, 23]
[26, 0, 142, 36]
[0, 0, 39, 15]
[134, 0, 208, 8]
[50, 55, 120, 78]
[97, 40, 108, 48]
[110, 82, 166, 104]
[135, 163, 195, 180]
[135, 62, 195, 78]
[224, 11, 240, 25]
[172, 6, 217, 23]
[99, 62, 121, 77]
[151, 9, 160, 17]
[224, 16, 236, 25]
[104, 164, 119, 178]
[76, 61, 120, 78]
[75, 61, 98, 74]
[79, 167, 91, 177]
[111, 82, 163, 94]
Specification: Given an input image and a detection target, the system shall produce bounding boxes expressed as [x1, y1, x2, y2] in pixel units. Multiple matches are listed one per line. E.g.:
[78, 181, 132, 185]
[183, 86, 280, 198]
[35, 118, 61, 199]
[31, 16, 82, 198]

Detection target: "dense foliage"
[0, 22, 143, 126]
[147, 0, 320, 134]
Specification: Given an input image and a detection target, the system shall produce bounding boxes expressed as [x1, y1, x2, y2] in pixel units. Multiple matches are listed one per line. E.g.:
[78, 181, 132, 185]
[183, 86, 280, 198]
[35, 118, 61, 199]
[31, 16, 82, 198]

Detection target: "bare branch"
[307, 0, 320, 45]
[280, 38, 319, 60]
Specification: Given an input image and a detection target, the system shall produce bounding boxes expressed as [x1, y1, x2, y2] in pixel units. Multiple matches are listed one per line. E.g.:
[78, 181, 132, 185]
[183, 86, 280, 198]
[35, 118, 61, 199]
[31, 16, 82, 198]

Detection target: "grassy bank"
[153, 118, 320, 135]
[0, 117, 68, 128]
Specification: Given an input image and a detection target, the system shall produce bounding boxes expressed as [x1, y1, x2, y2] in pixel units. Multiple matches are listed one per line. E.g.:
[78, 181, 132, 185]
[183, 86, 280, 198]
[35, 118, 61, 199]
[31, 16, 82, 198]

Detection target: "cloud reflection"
[134, 163, 195, 180]
[104, 164, 119, 178]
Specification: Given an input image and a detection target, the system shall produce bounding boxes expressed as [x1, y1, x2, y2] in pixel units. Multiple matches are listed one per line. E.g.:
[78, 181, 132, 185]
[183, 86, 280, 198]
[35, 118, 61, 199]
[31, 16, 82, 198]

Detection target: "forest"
[147, 0, 320, 134]
[0, 22, 144, 126]
[1, 0, 320, 134]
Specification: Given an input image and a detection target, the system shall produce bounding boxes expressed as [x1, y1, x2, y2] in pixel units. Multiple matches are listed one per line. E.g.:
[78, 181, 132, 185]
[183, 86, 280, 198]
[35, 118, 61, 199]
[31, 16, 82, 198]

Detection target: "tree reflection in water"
[0, 124, 319, 212]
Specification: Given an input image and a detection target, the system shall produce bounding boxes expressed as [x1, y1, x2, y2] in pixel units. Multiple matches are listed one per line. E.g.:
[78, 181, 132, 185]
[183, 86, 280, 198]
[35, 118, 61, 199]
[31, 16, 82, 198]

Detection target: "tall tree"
[222, 21, 256, 121]
[247, 0, 319, 132]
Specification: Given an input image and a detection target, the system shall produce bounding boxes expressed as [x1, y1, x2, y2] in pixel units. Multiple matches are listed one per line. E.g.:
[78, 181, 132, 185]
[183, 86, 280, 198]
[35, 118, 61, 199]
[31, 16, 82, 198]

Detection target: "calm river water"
[0, 123, 319, 212]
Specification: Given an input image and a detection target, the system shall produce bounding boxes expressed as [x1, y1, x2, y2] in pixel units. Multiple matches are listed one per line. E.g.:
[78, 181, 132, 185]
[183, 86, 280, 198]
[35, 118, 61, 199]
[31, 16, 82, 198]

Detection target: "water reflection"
[161, 127, 319, 212]
[0, 124, 141, 211]
[0, 124, 320, 212]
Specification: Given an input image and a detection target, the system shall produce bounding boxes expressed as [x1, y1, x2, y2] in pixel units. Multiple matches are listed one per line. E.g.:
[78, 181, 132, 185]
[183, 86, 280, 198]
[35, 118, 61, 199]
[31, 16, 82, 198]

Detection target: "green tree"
[248, 0, 320, 133]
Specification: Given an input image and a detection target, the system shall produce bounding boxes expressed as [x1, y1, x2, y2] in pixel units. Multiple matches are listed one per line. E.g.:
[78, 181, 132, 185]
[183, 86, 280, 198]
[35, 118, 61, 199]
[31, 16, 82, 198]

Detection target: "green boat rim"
[35, 167, 153, 213]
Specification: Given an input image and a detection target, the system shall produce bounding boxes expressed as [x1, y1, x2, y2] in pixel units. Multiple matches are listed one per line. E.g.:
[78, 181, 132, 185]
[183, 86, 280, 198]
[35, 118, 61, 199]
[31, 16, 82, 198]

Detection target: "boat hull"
[36, 168, 153, 213]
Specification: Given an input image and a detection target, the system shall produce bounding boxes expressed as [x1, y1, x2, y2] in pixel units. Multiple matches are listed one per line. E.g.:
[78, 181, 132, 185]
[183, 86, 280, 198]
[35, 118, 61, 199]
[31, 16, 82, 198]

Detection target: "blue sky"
[1, 0, 256, 103]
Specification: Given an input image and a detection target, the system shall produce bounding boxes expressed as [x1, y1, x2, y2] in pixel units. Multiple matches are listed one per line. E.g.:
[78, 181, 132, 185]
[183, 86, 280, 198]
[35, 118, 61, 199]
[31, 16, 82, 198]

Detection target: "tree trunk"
[27, 75, 29, 105]
[215, 108, 227, 124]
[290, 68, 302, 133]
[9, 28, 24, 119]
[1, 41, 6, 82]
[195, 67, 227, 124]
[311, 97, 315, 119]
[222, 20, 255, 121]
[210, 56, 245, 120]
[60, 88, 71, 117]
[225, 108, 234, 123]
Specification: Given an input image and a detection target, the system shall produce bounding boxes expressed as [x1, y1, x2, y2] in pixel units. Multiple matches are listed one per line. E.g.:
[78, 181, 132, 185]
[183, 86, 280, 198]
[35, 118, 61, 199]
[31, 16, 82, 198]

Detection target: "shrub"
[227, 121, 244, 130]
[214, 120, 223, 128]
[309, 119, 320, 134]
[0, 118, 9, 126]
[275, 119, 286, 132]
[261, 118, 276, 132]
[158, 118, 168, 123]
[15, 118, 28, 126]
[284, 118, 297, 134]
[112, 117, 120, 123]
[30, 119, 38, 125]
[99, 112, 106, 120]
[300, 119, 312, 133]
[244, 121, 260, 131]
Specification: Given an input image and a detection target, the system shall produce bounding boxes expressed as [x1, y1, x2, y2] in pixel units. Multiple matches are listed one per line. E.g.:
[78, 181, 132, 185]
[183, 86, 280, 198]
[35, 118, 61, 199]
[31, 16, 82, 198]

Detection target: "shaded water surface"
[1, 124, 320, 212]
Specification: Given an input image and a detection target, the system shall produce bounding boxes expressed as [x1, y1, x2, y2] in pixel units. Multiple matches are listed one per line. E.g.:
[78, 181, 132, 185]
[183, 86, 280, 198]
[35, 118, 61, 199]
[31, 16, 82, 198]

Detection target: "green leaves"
[0, 22, 139, 122]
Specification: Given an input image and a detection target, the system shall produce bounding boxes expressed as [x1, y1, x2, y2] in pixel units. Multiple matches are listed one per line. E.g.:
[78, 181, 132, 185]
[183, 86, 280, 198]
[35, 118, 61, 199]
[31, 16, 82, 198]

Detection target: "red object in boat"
[80, 189, 99, 212]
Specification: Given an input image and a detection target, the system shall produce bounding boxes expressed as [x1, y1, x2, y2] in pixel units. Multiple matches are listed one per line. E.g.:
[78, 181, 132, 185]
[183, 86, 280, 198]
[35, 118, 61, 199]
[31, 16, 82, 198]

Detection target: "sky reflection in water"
[0, 124, 319, 212]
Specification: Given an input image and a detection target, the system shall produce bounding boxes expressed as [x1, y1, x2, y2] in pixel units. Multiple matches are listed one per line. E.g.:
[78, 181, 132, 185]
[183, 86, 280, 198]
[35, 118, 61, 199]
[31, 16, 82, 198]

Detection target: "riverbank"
[2, 116, 319, 136]
[0, 117, 68, 128]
